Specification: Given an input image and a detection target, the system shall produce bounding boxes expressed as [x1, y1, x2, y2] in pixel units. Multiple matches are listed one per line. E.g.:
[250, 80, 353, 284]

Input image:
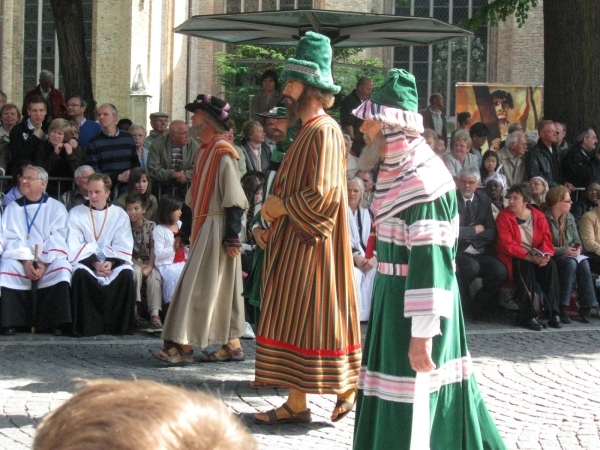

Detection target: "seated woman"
[443, 130, 479, 180]
[35, 118, 83, 198]
[484, 173, 508, 220]
[347, 177, 376, 322]
[572, 180, 600, 226]
[496, 184, 562, 331]
[0, 104, 21, 176]
[528, 176, 548, 209]
[544, 186, 596, 324]
[579, 193, 600, 319]
[116, 167, 158, 221]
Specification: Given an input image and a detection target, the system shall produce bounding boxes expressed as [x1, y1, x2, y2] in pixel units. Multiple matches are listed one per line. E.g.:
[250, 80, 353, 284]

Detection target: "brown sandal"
[200, 345, 245, 362]
[331, 392, 357, 422]
[151, 345, 194, 366]
[255, 403, 312, 425]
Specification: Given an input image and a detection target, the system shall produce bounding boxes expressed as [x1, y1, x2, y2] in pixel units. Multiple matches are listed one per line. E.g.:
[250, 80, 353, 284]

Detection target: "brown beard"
[285, 96, 300, 125]
[358, 132, 386, 171]
[285, 88, 314, 125]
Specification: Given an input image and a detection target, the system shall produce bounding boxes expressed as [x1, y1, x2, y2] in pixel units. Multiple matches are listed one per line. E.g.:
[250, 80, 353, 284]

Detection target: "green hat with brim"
[281, 31, 340, 94]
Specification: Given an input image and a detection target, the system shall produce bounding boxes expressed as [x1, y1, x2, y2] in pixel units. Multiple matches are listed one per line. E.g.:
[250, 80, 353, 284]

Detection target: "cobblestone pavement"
[1, 313, 600, 449]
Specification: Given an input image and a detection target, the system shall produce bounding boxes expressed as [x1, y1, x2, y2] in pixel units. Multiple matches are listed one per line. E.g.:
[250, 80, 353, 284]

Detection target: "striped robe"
[353, 193, 505, 449]
[256, 114, 361, 394]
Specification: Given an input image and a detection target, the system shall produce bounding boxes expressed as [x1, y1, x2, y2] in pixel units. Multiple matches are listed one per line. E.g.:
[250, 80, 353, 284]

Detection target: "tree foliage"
[216, 45, 385, 136]
[463, 0, 539, 30]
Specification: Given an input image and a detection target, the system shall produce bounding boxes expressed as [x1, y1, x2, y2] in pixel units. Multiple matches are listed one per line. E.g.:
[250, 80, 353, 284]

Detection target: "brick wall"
[1, 0, 25, 106]
[489, 3, 544, 86]
[91, 0, 133, 118]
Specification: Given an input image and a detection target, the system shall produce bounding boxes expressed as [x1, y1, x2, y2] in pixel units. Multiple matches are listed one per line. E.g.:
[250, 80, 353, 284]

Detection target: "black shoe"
[559, 306, 572, 324]
[548, 314, 562, 328]
[524, 318, 542, 331]
[579, 308, 591, 324]
[3, 327, 16, 336]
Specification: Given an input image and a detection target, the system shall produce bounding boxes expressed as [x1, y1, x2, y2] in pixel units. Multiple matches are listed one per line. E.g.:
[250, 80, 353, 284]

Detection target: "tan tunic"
[161, 154, 248, 348]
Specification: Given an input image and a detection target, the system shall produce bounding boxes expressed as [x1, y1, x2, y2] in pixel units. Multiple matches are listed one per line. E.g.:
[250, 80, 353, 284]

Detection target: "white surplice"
[67, 203, 133, 284]
[0, 196, 72, 290]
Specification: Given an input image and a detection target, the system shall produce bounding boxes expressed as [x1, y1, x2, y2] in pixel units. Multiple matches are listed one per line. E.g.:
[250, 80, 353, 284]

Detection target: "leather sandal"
[254, 403, 312, 425]
[151, 345, 194, 366]
[200, 345, 244, 362]
[331, 392, 357, 422]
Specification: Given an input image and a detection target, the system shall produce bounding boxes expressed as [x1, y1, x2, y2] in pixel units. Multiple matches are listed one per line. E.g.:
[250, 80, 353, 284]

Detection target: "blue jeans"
[553, 255, 597, 308]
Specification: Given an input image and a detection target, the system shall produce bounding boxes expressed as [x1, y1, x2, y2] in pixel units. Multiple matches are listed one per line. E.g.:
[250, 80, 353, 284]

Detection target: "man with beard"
[243, 104, 300, 388]
[153, 94, 249, 365]
[351, 69, 505, 450]
[253, 31, 361, 424]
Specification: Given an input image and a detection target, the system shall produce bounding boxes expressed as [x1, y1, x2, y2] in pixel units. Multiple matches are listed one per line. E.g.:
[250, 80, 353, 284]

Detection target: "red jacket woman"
[494, 183, 561, 331]
[495, 205, 554, 281]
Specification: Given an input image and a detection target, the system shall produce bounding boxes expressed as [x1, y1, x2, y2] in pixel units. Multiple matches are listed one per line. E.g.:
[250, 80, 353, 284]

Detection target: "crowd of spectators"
[1, 69, 598, 338]
[426, 113, 600, 330]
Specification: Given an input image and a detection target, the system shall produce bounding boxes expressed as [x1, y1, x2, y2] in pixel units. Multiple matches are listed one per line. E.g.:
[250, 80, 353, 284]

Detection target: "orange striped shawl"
[189, 136, 239, 242]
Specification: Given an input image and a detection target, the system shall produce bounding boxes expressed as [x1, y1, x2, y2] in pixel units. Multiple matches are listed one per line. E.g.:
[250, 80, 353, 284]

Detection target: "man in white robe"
[0, 165, 71, 335]
[67, 173, 135, 337]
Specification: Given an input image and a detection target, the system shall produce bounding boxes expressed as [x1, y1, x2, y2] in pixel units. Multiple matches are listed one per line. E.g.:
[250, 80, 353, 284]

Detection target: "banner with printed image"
[456, 83, 543, 151]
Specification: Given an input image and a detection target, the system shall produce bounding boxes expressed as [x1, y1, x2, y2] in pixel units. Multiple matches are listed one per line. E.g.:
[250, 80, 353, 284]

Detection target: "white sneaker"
[242, 322, 255, 340]
[500, 298, 519, 311]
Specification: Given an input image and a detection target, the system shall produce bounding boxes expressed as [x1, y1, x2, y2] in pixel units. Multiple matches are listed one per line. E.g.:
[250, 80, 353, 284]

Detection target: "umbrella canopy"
[174, 9, 470, 48]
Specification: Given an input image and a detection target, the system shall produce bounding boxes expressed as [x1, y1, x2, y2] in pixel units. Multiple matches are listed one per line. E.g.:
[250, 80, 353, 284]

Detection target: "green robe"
[353, 191, 505, 450]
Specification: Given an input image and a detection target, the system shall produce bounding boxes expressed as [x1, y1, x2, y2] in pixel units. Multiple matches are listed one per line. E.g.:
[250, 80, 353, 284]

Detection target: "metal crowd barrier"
[0, 176, 191, 203]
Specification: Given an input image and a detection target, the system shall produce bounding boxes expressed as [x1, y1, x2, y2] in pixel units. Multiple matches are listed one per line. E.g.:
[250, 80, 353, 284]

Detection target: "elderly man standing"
[68, 173, 135, 337]
[152, 94, 248, 365]
[147, 120, 198, 199]
[22, 70, 67, 121]
[85, 104, 139, 197]
[498, 130, 528, 187]
[144, 112, 169, 148]
[253, 32, 360, 425]
[0, 166, 72, 336]
[340, 77, 374, 156]
[351, 69, 505, 450]
[419, 92, 447, 146]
